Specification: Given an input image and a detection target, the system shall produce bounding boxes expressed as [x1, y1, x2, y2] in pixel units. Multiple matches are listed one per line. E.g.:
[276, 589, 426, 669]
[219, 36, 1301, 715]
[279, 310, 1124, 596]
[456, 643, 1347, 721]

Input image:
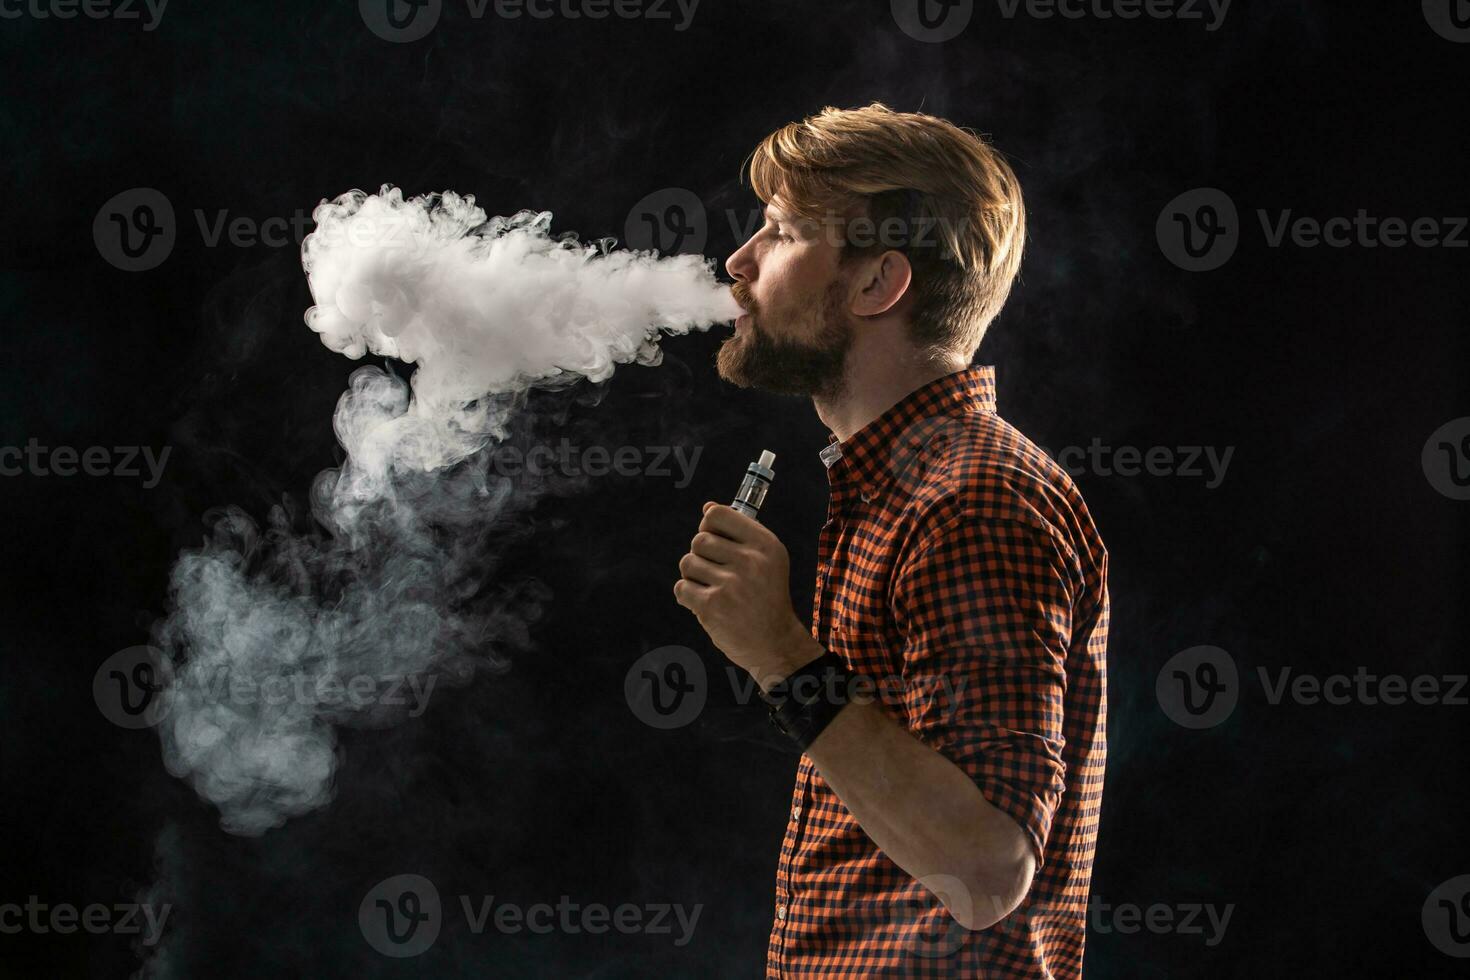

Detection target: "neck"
[813, 340, 969, 442]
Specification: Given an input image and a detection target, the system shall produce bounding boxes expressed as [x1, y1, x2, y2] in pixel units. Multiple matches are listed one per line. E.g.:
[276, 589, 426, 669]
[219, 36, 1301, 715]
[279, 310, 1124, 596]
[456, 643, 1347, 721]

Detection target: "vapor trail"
[152, 185, 738, 835]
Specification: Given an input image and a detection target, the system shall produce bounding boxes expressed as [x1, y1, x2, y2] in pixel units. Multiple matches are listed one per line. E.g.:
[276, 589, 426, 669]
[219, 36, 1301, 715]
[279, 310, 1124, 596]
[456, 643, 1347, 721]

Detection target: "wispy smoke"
[152, 185, 739, 836]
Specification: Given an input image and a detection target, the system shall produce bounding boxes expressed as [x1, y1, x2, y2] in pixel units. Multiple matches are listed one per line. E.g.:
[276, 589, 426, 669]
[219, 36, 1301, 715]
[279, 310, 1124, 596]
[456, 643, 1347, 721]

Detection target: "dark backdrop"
[2, 1, 1467, 977]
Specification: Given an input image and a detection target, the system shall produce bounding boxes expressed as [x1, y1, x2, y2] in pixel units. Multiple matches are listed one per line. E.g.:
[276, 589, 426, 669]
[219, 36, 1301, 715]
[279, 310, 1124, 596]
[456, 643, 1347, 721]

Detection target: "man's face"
[717, 198, 855, 398]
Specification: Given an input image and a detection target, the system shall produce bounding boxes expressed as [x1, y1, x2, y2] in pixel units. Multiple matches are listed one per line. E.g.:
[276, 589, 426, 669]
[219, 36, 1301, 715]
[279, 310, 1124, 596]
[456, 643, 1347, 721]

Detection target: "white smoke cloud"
[152, 185, 738, 836]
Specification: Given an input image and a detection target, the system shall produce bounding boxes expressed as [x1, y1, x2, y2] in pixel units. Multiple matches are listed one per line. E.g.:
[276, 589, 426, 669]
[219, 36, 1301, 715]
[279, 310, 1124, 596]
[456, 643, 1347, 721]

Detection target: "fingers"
[699, 502, 764, 543]
[690, 530, 741, 563]
[677, 552, 726, 587]
[672, 577, 710, 610]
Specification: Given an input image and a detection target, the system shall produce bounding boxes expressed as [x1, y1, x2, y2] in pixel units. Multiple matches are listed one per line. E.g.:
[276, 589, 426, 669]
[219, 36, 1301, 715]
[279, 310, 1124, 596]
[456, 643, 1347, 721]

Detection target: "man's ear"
[848, 250, 913, 318]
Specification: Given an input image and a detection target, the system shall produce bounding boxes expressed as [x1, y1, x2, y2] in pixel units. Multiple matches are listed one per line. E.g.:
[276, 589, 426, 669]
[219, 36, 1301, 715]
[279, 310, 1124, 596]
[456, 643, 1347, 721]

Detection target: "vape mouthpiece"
[731, 450, 776, 521]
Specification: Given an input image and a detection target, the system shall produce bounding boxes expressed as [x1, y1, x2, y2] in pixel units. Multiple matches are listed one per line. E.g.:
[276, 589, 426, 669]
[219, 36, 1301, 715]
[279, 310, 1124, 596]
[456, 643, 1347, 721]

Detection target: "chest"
[809, 494, 918, 678]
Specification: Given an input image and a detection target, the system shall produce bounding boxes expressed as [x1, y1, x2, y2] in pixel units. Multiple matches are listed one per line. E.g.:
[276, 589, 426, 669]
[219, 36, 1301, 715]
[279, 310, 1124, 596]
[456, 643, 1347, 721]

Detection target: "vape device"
[731, 450, 776, 521]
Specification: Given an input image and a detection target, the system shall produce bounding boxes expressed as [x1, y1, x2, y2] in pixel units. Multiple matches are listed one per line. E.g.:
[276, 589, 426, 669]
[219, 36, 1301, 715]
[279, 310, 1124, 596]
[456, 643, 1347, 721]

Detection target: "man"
[674, 103, 1108, 978]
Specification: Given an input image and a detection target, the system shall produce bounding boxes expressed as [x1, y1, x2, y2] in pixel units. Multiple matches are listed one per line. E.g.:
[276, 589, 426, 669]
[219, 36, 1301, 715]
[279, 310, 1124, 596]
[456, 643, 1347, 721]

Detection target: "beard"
[717, 279, 853, 399]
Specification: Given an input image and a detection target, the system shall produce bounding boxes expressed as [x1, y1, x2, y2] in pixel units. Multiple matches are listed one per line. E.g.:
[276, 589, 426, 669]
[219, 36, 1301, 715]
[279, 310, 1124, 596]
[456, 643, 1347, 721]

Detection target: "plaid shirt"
[766, 365, 1109, 979]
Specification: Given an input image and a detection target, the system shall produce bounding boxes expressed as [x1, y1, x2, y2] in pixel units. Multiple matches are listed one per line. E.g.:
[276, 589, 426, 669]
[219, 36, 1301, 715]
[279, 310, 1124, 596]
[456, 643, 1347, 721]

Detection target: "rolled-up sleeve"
[889, 509, 1075, 868]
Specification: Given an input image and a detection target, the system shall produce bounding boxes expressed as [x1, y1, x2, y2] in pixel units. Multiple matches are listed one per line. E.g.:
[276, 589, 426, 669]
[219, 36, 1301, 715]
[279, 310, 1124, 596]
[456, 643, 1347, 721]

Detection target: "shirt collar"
[819, 365, 998, 499]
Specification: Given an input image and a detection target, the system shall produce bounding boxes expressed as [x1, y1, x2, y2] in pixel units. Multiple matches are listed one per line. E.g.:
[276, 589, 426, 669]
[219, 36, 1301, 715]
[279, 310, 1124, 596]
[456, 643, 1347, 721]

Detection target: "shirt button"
[791, 805, 801, 820]
[777, 905, 787, 920]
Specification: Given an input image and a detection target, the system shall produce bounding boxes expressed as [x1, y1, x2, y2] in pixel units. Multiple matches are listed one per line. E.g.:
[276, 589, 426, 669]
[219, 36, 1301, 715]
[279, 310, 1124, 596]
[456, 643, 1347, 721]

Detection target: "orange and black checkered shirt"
[767, 365, 1109, 979]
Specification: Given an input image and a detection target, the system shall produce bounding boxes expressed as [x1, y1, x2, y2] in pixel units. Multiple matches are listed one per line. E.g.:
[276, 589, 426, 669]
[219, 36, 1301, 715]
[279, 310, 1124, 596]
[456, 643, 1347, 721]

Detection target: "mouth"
[735, 313, 751, 331]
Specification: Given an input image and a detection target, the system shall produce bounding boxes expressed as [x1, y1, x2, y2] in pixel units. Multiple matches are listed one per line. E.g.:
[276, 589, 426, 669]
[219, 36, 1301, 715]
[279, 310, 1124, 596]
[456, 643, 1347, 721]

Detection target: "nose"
[725, 232, 756, 285]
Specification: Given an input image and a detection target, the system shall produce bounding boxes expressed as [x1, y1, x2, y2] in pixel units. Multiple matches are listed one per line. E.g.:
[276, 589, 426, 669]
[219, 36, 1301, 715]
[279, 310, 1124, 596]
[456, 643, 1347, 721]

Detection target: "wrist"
[760, 650, 856, 753]
[751, 622, 826, 695]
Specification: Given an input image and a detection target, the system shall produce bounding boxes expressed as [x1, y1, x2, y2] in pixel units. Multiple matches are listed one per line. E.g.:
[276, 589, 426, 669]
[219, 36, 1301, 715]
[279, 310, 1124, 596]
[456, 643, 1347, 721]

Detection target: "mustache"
[730, 282, 757, 313]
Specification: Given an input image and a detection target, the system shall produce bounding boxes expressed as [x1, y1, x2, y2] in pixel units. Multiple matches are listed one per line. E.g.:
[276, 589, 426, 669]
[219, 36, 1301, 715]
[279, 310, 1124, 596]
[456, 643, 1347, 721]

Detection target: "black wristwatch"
[760, 652, 855, 753]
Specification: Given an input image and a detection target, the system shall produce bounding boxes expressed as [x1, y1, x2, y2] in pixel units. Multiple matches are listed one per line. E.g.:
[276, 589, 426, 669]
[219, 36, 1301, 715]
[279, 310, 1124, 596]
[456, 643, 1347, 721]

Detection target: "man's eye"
[775, 229, 795, 243]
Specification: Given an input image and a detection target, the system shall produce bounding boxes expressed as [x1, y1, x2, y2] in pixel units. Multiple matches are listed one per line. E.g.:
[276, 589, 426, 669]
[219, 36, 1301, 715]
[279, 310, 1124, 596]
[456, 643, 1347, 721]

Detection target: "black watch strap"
[760, 652, 854, 753]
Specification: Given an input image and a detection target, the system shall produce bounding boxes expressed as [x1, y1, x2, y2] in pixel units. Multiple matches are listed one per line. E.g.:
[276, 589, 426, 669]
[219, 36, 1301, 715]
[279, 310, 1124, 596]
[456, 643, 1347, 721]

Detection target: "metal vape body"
[731, 450, 776, 521]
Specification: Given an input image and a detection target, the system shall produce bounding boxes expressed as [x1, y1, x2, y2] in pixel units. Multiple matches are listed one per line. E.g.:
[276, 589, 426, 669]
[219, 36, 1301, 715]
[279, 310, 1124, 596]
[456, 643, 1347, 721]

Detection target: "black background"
[2, 0, 1467, 977]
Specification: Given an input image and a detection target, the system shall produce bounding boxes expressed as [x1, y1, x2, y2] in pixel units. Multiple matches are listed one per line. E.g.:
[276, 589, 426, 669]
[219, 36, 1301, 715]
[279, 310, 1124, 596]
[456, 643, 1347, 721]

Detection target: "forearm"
[802, 697, 1036, 930]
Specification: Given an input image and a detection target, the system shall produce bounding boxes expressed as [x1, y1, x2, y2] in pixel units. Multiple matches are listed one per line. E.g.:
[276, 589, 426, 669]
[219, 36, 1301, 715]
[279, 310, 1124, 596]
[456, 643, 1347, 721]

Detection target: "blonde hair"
[745, 102, 1026, 359]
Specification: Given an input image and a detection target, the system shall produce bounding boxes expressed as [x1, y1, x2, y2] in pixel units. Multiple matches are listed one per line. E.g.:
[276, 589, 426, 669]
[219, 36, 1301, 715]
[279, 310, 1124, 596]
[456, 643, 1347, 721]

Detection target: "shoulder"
[896, 411, 1107, 578]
